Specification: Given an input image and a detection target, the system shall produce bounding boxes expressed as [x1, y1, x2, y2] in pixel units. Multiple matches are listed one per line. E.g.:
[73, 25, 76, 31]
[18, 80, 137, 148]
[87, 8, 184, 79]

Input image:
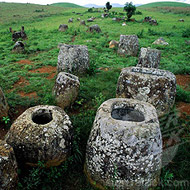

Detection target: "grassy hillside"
[51, 2, 83, 8]
[0, 2, 190, 190]
[140, 1, 190, 8]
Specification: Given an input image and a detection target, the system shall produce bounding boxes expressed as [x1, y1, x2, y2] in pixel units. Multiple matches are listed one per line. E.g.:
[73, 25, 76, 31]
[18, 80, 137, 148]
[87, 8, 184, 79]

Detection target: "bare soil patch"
[176, 74, 190, 90]
[17, 59, 32, 65]
[18, 91, 37, 98]
[176, 102, 190, 118]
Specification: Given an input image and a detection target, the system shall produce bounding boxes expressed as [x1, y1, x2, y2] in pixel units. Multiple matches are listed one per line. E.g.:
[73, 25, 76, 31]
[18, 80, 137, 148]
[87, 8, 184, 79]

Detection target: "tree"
[123, 2, 136, 20]
[106, 2, 112, 12]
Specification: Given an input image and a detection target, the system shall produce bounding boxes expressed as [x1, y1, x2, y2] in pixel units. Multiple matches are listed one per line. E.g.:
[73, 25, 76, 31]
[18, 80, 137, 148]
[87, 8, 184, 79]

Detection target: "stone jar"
[5, 105, 73, 167]
[116, 67, 176, 117]
[59, 24, 68, 32]
[118, 35, 139, 57]
[0, 87, 9, 118]
[137, 47, 161, 68]
[89, 24, 102, 33]
[57, 44, 89, 75]
[0, 140, 18, 190]
[53, 72, 80, 109]
[85, 98, 162, 190]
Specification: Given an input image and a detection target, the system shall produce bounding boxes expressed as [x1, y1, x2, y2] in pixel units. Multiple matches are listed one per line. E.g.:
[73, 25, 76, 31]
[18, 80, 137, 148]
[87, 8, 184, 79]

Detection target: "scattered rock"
[122, 22, 126, 26]
[87, 18, 94, 22]
[185, 40, 190, 45]
[101, 13, 108, 18]
[112, 17, 121, 21]
[137, 47, 161, 68]
[118, 35, 139, 57]
[143, 16, 152, 22]
[68, 18, 73, 23]
[149, 19, 158, 25]
[0, 140, 18, 190]
[116, 67, 176, 117]
[153, 37, 169, 45]
[0, 87, 9, 119]
[9, 26, 27, 41]
[5, 105, 73, 167]
[80, 20, 86, 25]
[59, 24, 68, 32]
[77, 18, 80, 21]
[178, 19, 184, 22]
[85, 98, 162, 189]
[12, 41, 25, 53]
[109, 40, 119, 49]
[57, 44, 89, 75]
[53, 72, 80, 108]
[89, 24, 101, 33]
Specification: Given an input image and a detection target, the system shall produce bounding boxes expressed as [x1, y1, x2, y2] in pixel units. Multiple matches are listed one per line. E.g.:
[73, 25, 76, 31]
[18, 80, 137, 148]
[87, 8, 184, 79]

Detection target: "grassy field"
[51, 2, 84, 8]
[0, 1, 190, 190]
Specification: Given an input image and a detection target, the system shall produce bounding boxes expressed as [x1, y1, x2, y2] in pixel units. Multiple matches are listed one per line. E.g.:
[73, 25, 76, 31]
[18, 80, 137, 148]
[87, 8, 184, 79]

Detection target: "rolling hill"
[139, 1, 190, 8]
[51, 2, 83, 8]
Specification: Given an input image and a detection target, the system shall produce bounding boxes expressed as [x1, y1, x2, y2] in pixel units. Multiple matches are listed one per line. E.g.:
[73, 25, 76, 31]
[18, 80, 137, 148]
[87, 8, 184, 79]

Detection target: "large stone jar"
[137, 47, 161, 68]
[53, 72, 80, 109]
[85, 98, 162, 190]
[5, 105, 73, 167]
[0, 140, 18, 190]
[116, 67, 176, 117]
[57, 44, 89, 75]
[118, 35, 139, 57]
[0, 87, 9, 118]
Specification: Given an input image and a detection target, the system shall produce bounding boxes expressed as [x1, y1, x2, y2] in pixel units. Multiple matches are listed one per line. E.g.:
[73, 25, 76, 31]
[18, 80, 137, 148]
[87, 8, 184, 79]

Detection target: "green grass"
[51, 2, 84, 8]
[140, 1, 190, 8]
[0, 2, 190, 190]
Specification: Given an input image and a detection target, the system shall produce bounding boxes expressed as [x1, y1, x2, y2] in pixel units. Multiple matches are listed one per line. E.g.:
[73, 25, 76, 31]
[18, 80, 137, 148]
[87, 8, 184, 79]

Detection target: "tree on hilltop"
[124, 2, 136, 20]
[106, 2, 112, 12]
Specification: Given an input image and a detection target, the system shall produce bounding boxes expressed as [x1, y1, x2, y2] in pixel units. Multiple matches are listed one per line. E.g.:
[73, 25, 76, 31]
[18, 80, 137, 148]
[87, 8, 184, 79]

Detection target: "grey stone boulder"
[80, 20, 86, 25]
[85, 98, 162, 190]
[153, 37, 169, 45]
[118, 35, 139, 57]
[68, 18, 73, 23]
[0, 140, 18, 190]
[59, 24, 68, 32]
[5, 105, 73, 167]
[53, 72, 80, 109]
[12, 41, 25, 53]
[57, 44, 89, 75]
[116, 67, 176, 117]
[137, 47, 161, 68]
[89, 24, 101, 33]
[87, 18, 94, 22]
[0, 87, 9, 118]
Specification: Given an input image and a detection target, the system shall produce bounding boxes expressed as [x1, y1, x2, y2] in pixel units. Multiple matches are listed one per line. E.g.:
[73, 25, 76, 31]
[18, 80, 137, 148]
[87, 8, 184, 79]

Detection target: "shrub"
[123, 2, 136, 20]
[106, 2, 112, 12]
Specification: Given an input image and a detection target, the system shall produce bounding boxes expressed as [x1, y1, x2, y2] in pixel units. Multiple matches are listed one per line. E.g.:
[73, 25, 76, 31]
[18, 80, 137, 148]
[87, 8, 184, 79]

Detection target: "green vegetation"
[123, 2, 136, 20]
[106, 2, 112, 12]
[140, 1, 190, 8]
[51, 2, 84, 8]
[0, 2, 190, 190]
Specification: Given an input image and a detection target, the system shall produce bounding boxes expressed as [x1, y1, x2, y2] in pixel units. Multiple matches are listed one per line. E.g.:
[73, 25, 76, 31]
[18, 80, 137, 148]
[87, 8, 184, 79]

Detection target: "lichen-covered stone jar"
[116, 67, 176, 117]
[85, 98, 162, 190]
[0, 140, 18, 190]
[5, 105, 73, 167]
[53, 72, 80, 109]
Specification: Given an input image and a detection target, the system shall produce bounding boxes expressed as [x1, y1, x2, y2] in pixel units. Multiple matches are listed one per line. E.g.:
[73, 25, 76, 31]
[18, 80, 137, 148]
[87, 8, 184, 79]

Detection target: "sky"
[0, 0, 190, 6]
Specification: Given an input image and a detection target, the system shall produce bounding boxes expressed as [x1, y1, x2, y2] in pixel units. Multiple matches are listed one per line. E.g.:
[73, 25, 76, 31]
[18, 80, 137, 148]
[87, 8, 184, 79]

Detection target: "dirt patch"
[176, 74, 190, 90]
[13, 76, 29, 88]
[29, 66, 57, 79]
[17, 59, 32, 65]
[71, 35, 76, 42]
[18, 91, 37, 98]
[176, 102, 190, 118]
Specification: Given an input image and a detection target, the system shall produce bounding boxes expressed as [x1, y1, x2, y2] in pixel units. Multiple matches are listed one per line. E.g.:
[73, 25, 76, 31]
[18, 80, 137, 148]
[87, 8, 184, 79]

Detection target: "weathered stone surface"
[109, 40, 119, 49]
[101, 13, 109, 18]
[137, 47, 161, 68]
[80, 20, 86, 25]
[85, 98, 162, 190]
[12, 41, 25, 53]
[89, 24, 101, 33]
[149, 19, 158, 25]
[0, 140, 18, 190]
[153, 37, 169, 45]
[116, 67, 176, 117]
[0, 87, 9, 118]
[59, 24, 68, 32]
[118, 35, 139, 57]
[5, 105, 73, 167]
[178, 19, 184, 22]
[53, 72, 80, 108]
[143, 16, 152, 22]
[57, 44, 89, 74]
[68, 18, 73, 23]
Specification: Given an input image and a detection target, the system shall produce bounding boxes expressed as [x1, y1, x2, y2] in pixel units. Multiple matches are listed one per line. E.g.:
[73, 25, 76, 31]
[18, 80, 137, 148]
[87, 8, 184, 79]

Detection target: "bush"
[123, 2, 136, 20]
[182, 28, 190, 38]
